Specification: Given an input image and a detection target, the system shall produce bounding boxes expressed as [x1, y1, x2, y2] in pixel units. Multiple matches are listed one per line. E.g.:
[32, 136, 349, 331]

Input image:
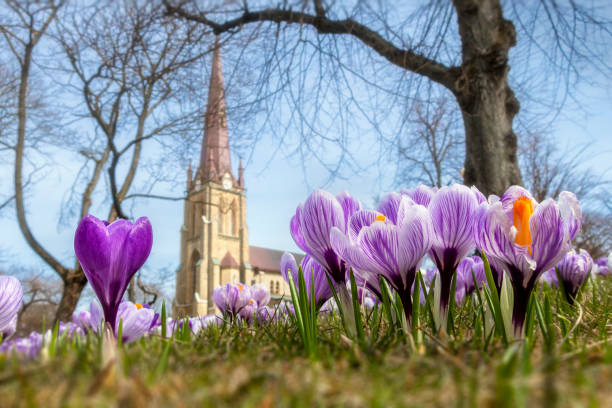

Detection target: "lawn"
[1, 278, 610, 407]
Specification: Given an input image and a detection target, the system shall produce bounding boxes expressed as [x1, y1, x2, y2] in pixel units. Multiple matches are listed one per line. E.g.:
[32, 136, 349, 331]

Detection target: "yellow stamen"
[135, 303, 143, 310]
[237, 284, 244, 291]
[249, 299, 254, 305]
[375, 214, 386, 222]
[513, 196, 533, 253]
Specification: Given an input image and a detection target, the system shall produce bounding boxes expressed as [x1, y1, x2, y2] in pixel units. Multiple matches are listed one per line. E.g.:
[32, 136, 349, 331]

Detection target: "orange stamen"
[237, 284, 244, 291]
[375, 214, 386, 222]
[512, 196, 533, 253]
[249, 299, 254, 305]
[135, 303, 143, 310]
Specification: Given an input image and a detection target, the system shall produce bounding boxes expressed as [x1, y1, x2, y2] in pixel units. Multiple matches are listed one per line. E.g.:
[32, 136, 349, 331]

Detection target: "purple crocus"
[250, 283, 271, 308]
[427, 184, 482, 323]
[212, 283, 254, 319]
[473, 186, 581, 338]
[400, 185, 437, 207]
[540, 269, 559, 287]
[290, 190, 360, 285]
[0, 331, 43, 360]
[331, 196, 434, 324]
[456, 256, 487, 296]
[554, 249, 593, 304]
[0, 275, 23, 339]
[90, 300, 156, 343]
[594, 256, 610, 276]
[280, 253, 333, 309]
[74, 215, 153, 334]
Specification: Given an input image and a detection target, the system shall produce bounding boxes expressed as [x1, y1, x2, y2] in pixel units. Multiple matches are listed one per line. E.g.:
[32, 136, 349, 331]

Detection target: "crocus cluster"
[288, 184, 585, 339]
[212, 282, 271, 323]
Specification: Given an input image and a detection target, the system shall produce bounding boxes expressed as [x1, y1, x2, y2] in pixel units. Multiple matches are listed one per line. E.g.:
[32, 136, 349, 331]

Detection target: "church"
[173, 41, 302, 317]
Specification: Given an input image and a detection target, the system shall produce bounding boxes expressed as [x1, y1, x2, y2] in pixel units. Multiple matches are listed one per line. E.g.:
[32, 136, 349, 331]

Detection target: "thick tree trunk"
[55, 270, 89, 322]
[453, 0, 523, 196]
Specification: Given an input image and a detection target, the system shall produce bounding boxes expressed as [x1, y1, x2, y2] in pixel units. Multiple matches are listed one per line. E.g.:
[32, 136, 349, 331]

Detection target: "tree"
[395, 96, 463, 188]
[166, 0, 612, 196]
[1, 0, 212, 320]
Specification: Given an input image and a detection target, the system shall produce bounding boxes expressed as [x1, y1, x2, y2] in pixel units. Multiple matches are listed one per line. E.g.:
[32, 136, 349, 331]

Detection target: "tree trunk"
[453, 0, 522, 196]
[55, 270, 89, 322]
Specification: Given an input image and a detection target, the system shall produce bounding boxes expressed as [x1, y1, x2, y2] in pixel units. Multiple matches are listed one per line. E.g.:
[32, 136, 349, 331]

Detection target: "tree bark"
[453, 0, 522, 195]
[55, 269, 89, 322]
[166, 0, 524, 196]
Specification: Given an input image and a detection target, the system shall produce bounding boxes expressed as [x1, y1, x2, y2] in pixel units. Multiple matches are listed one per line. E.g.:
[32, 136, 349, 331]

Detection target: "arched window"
[270, 281, 274, 294]
[275, 281, 280, 294]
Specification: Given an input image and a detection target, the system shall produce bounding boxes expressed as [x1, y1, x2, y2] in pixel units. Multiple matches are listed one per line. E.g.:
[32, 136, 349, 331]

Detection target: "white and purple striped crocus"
[427, 184, 483, 322]
[473, 186, 581, 338]
[290, 190, 361, 286]
[212, 283, 255, 320]
[0, 275, 23, 340]
[74, 215, 153, 336]
[594, 256, 610, 276]
[90, 300, 156, 343]
[456, 256, 488, 297]
[331, 195, 434, 325]
[551, 249, 592, 304]
[280, 253, 333, 309]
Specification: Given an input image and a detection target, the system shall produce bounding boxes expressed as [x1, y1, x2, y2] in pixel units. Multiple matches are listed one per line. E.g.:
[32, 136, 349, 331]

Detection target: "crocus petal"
[335, 190, 361, 227]
[74, 215, 111, 306]
[377, 193, 402, 224]
[116, 301, 155, 343]
[558, 191, 582, 241]
[529, 199, 570, 280]
[429, 185, 478, 270]
[500, 186, 536, 212]
[289, 205, 309, 253]
[348, 210, 380, 242]
[251, 283, 271, 307]
[0, 276, 23, 337]
[401, 185, 436, 207]
[280, 252, 299, 284]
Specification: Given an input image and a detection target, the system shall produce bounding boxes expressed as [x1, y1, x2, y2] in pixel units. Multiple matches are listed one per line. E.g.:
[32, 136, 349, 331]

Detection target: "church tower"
[174, 38, 250, 316]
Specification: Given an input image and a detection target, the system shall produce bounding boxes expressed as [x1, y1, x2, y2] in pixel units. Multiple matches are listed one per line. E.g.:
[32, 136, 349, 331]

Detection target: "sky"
[0, 4, 611, 307]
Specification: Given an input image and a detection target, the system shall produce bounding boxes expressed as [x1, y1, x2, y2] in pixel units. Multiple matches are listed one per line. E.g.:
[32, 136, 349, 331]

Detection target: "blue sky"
[0, 7, 611, 305]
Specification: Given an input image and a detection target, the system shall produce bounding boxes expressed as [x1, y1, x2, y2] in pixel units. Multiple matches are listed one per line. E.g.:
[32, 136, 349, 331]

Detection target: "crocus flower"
[74, 215, 153, 334]
[400, 185, 437, 207]
[594, 256, 610, 276]
[280, 253, 333, 308]
[456, 256, 487, 296]
[212, 283, 254, 319]
[0, 331, 43, 360]
[72, 310, 92, 332]
[540, 269, 559, 287]
[473, 186, 581, 338]
[90, 300, 156, 343]
[331, 196, 434, 324]
[250, 283, 271, 308]
[290, 190, 360, 284]
[0, 275, 23, 339]
[428, 184, 482, 324]
[554, 249, 593, 304]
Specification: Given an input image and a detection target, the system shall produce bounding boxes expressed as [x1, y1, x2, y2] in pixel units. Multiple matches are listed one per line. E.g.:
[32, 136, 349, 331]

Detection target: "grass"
[0, 278, 611, 407]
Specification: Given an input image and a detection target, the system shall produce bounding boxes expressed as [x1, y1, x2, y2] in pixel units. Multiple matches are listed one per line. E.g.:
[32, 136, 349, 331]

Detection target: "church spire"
[199, 36, 232, 183]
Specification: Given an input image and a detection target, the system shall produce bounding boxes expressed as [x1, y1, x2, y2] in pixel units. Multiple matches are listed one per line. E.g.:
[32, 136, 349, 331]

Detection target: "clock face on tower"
[222, 173, 232, 190]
